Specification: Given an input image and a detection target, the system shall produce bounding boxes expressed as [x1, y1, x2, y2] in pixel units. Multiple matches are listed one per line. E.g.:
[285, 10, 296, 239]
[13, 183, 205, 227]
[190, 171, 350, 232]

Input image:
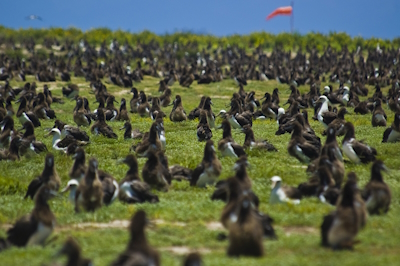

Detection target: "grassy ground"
[0, 75, 400, 265]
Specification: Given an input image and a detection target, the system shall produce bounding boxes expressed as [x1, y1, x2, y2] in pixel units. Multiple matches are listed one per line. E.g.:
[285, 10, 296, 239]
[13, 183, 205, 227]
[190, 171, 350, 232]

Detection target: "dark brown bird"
[287, 121, 319, 163]
[116, 98, 130, 121]
[218, 120, 246, 158]
[227, 194, 264, 257]
[142, 150, 169, 191]
[62, 84, 79, 99]
[55, 237, 92, 266]
[53, 120, 90, 142]
[24, 153, 60, 199]
[91, 108, 118, 139]
[211, 156, 255, 203]
[371, 99, 387, 127]
[120, 121, 143, 140]
[111, 210, 160, 266]
[342, 122, 377, 164]
[130, 87, 140, 113]
[382, 112, 400, 143]
[183, 252, 202, 266]
[188, 96, 206, 120]
[69, 147, 86, 180]
[74, 158, 104, 212]
[197, 110, 212, 141]
[118, 154, 159, 204]
[242, 124, 277, 151]
[137, 91, 150, 117]
[170, 95, 187, 122]
[321, 179, 367, 249]
[191, 140, 222, 187]
[160, 88, 172, 107]
[18, 121, 47, 156]
[0, 136, 21, 161]
[135, 122, 162, 157]
[73, 97, 91, 127]
[1, 185, 56, 250]
[321, 107, 348, 136]
[362, 160, 391, 214]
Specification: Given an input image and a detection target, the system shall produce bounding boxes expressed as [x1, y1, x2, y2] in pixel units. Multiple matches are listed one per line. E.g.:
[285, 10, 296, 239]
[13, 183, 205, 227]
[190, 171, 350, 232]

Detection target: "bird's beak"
[50, 190, 59, 197]
[60, 185, 71, 193]
[117, 158, 126, 164]
[382, 164, 390, 173]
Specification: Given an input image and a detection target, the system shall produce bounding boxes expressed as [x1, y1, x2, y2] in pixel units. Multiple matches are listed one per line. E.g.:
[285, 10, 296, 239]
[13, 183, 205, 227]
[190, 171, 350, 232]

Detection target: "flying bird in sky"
[26, 15, 43, 21]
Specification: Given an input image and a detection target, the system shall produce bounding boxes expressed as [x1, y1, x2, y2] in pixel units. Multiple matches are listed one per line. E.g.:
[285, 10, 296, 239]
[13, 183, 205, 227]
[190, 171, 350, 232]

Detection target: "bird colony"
[0, 38, 398, 265]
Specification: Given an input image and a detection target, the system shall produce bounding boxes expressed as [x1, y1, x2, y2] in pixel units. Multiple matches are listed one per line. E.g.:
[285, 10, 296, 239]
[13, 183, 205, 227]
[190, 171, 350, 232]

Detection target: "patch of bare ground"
[205, 221, 224, 231]
[281, 226, 318, 236]
[114, 89, 130, 96]
[159, 246, 211, 255]
[153, 219, 187, 227]
[57, 220, 130, 231]
[2, 221, 318, 239]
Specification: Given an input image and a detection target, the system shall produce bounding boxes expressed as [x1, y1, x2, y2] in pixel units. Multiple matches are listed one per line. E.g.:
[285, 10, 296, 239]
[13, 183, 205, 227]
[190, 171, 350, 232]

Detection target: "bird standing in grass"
[111, 210, 160, 266]
[362, 160, 391, 214]
[321, 178, 367, 249]
[218, 120, 246, 158]
[25, 153, 60, 199]
[118, 154, 159, 204]
[197, 110, 213, 141]
[55, 237, 92, 266]
[287, 121, 319, 163]
[342, 122, 377, 164]
[74, 158, 103, 212]
[371, 99, 387, 127]
[0, 185, 56, 251]
[170, 95, 187, 122]
[191, 140, 222, 187]
[227, 194, 264, 257]
[142, 150, 170, 192]
[382, 112, 400, 142]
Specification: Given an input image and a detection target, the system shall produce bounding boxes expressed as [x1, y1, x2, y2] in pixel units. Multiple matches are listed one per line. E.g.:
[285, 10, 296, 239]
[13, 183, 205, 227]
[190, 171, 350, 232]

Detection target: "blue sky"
[1, 0, 399, 39]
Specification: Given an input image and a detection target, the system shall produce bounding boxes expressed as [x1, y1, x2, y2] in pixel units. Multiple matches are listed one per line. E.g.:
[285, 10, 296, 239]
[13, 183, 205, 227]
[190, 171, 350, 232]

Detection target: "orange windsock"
[266, 6, 293, 20]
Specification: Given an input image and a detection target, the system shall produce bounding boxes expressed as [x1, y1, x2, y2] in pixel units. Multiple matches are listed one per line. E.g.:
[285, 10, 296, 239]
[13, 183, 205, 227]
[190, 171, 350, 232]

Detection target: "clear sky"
[1, 0, 399, 39]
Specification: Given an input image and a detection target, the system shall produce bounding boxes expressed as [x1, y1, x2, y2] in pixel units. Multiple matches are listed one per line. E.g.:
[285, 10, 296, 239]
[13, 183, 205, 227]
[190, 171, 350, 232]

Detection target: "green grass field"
[0, 75, 399, 265]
